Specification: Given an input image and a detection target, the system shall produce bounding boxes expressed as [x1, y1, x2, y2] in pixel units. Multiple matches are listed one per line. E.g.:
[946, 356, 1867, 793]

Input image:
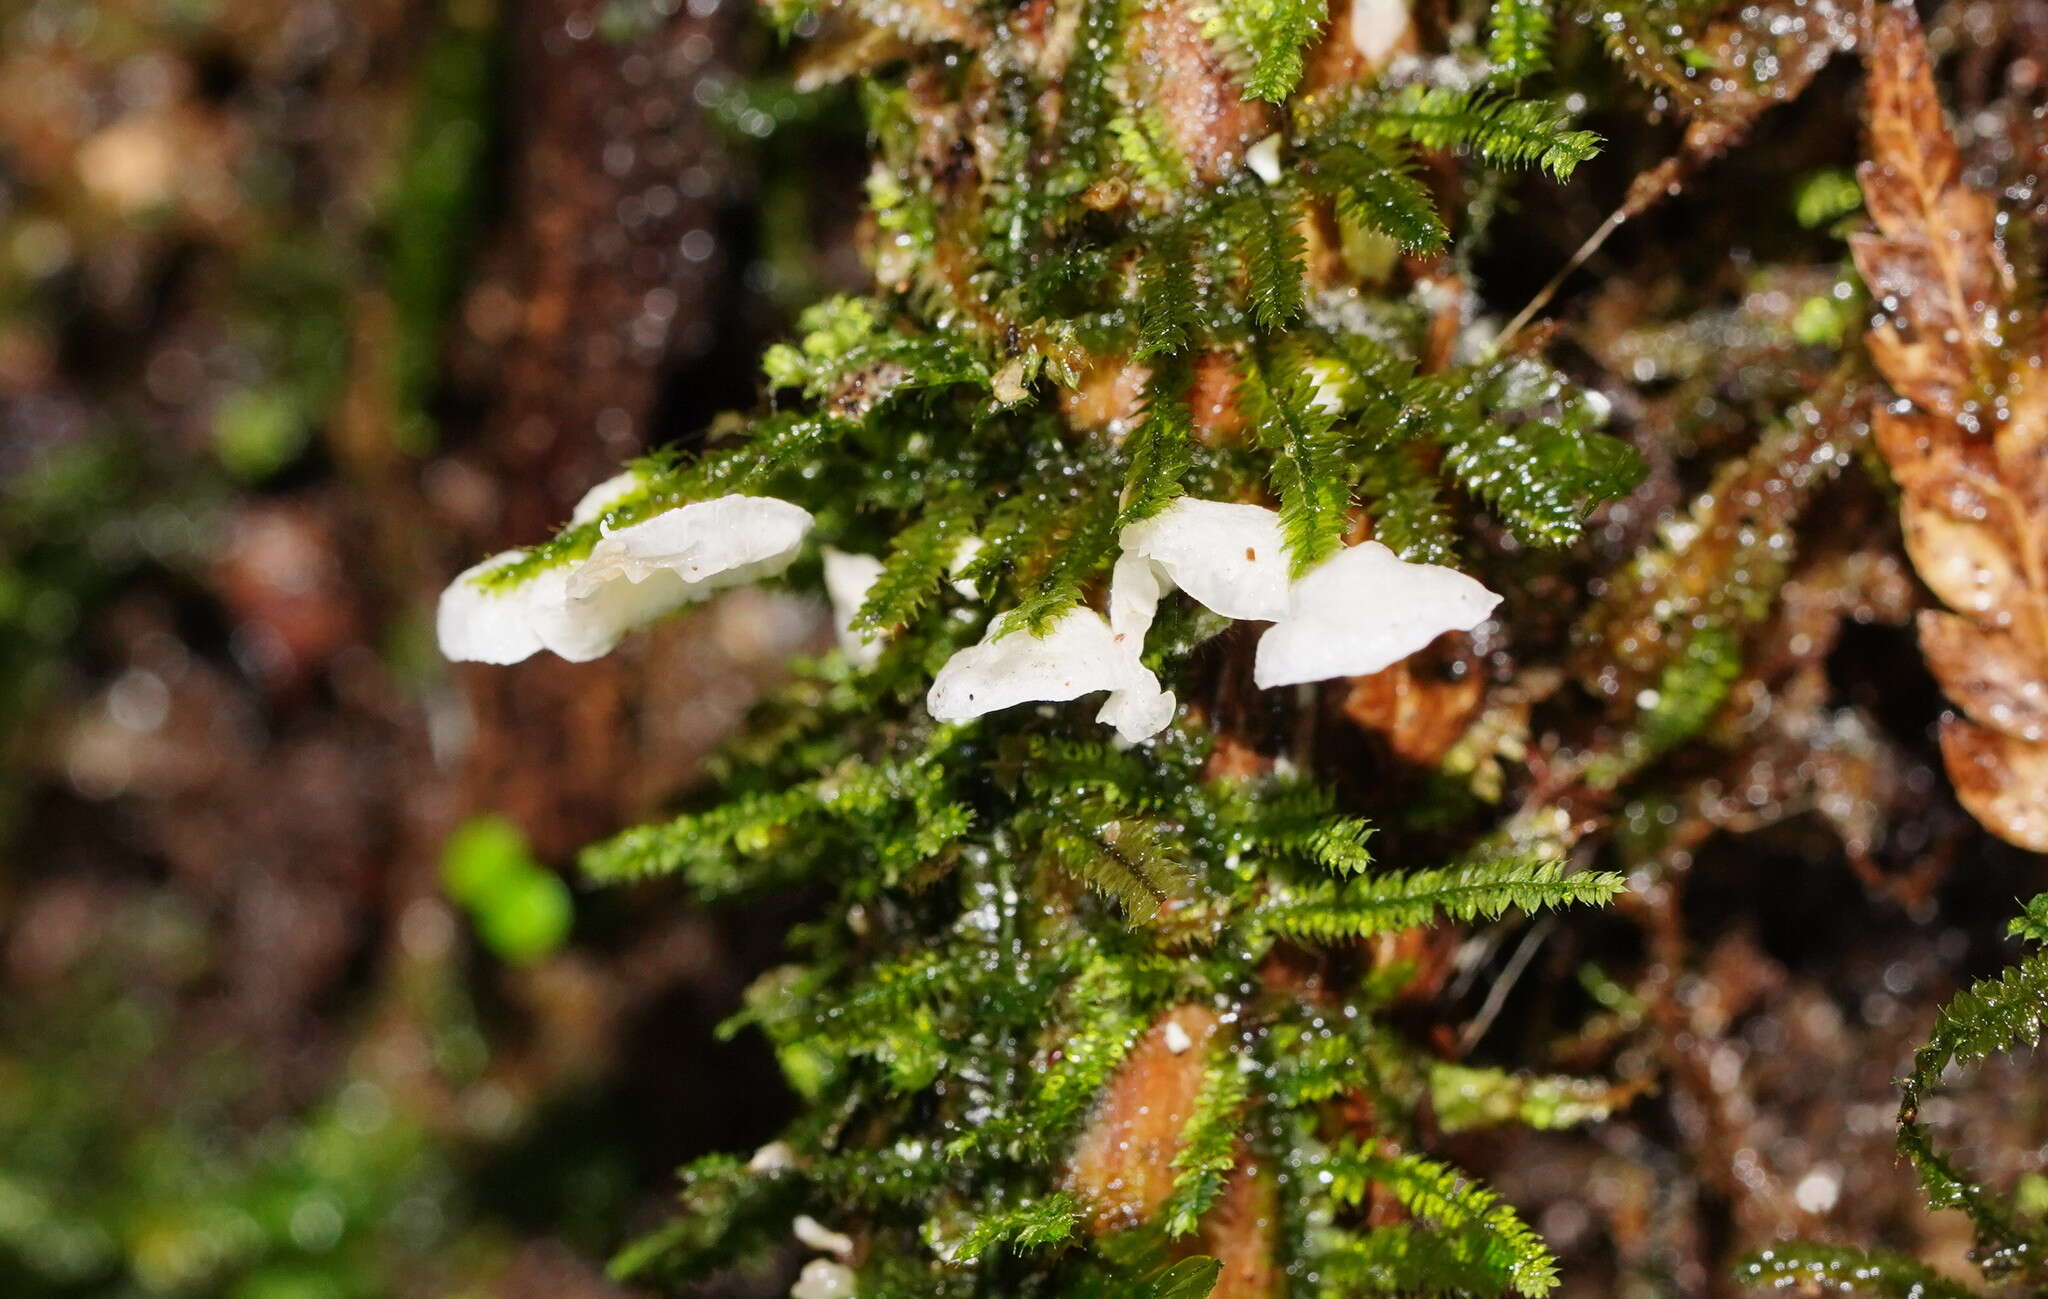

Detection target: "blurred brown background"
[0, 0, 867, 1292]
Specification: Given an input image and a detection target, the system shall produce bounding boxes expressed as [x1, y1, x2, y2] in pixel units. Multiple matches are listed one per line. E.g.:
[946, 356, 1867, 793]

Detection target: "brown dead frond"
[1854, 2, 2048, 851]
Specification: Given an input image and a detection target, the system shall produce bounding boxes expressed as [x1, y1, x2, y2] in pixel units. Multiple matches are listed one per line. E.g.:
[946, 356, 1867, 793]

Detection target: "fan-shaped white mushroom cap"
[822, 547, 887, 670]
[1108, 497, 1294, 644]
[569, 495, 813, 599]
[569, 468, 644, 525]
[926, 607, 1175, 743]
[1253, 541, 1499, 688]
[437, 494, 815, 665]
[1352, 0, 1411, 63]
[437, 550, 664, 664]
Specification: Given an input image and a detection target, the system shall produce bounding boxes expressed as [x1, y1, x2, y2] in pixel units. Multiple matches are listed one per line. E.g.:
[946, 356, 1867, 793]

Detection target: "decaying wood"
[1854, 2, 2048, 851]
[1125, 0, 1275, 185]
[1064, 1005, 1280, 1298]
[1067, 1005, 1220, 1230]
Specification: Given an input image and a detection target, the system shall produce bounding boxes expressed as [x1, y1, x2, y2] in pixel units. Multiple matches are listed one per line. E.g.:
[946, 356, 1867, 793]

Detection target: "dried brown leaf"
[1854, 3, 2016, 422]
[1918, 611, 2048, 743]
[1858, 5, 2048, 851]
[1994, 353, 2048, 514]
[1895, 491, 2028, 623]
[1938, 717, 2048, 853]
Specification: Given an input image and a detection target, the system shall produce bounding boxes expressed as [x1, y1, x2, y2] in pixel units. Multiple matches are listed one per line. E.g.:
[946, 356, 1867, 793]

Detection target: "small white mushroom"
[790, 1259, 857, 1299]
[570, 495, 813, 599]
[1245, 132, 1284, 184]
[794, 1214, 856, 1260]
[1163, 1020, 1195, 1054]
[1108, 497, 1294, 645]
[1253, 541, 1500, 688]
[822, 547, 888, 670]
[436, 551, 651, 665]
[569, 468, 645, 525]
[747, 1141, 796, 1174]
[926, 607, 1175, 743]
[437, 494, 815, 665]
[1352, 0, 1412, 64]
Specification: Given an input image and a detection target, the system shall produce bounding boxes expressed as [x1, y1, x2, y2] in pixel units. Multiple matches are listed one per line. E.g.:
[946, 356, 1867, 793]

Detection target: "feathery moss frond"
[1134, 228, 1206, 361]
[1324, 1147, 1558, 1297]
[1359, 443, 1459, 565]
[1734, 1243, 1982, 1299]
[1228, 189, 1309, 330]
[1253, 857, 1627, 943]
[1485, 0, 1553, 84]
[952, 1193, 1084, 1261]
[1903, 951, 2048, 1102]
[1237, 347, 1350, 572]
[1204, 0, 1325, 102]
[1119, 356, 1198, 525]
[2009, 894, 2048, 945]
[1161, 1049, 1253, 1236]
[1309, 85, 1600, 181]
[1297, 139, 1448, 253]
[854, 491, 983, 633]
[1034, 805, 1198, 923]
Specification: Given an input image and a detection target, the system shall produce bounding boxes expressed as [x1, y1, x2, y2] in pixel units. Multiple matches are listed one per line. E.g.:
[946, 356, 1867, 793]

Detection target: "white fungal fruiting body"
[925, 607, 1174, 744]
[947, 535, 984, 598]
[793, 1215, 856, 1259]
[1163, 1020, 1194, 1054]
[436, 494, 815, 665]
[822, 547, 888, 669]
[1245, 132, 1283, 184]
[928, 498, 1499, 741]
[1351, 0, 1411, 63]
[435, 552, 637, 665]
[1254, 541, 1501, 688]
[569, 468, 644, 525]
[569, 495, 813, 598]
[1109, 497, 1293, 644]
[790, 1259, 857, 1299]
[747, 1140, 796, 1174]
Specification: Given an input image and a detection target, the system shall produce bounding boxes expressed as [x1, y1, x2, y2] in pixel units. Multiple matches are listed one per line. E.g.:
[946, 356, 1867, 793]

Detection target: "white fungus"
[569, 468, 644, 525]
[926, 607, 1175, 743]
[570, 495, 813, 599]
[436, 494, 814, 665]
[790, 1259, 857, 1299]
[1245, 132, 1284, 184]
[435, 551, 642, 665]
[822, 547, 888, 670]
[747, 1140, 796, 1174]
[1253, 541, 1500, 689]
[1351, 0, 1411, 63]
[794, 1214, 856, 1259]
[947, 535, 985, 598]
[1163, 1020, 1195, 1054]
[1108, 497, 1293, 645]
